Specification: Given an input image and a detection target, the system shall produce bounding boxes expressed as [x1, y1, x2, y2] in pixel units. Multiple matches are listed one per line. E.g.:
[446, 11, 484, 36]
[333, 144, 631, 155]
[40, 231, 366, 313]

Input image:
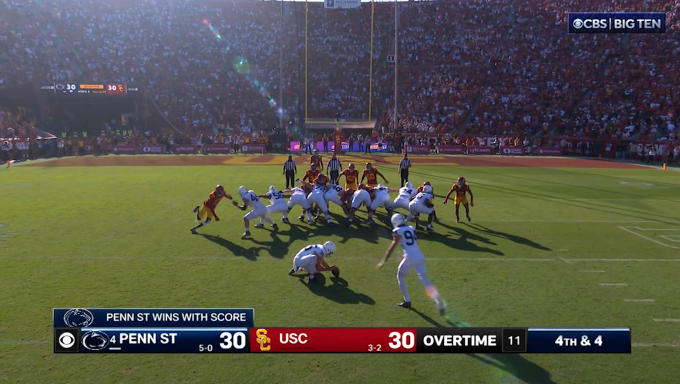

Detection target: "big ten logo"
[0, 223, 33, 243]
[279, 332, 307, 344]
[255, 329, 271, 351]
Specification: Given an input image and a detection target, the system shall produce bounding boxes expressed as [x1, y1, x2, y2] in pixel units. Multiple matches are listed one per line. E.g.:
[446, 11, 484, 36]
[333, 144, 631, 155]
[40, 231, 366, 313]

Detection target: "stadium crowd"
[0, 0, 679, 148]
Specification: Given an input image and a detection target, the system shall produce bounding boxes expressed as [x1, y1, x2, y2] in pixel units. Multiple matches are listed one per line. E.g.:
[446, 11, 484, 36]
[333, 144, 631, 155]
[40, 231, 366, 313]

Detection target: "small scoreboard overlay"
[54, 309, 631, 354]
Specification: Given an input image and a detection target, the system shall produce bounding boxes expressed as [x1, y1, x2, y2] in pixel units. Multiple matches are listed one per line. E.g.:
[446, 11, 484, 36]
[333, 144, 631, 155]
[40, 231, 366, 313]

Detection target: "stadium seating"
[0, 0, 678, 142]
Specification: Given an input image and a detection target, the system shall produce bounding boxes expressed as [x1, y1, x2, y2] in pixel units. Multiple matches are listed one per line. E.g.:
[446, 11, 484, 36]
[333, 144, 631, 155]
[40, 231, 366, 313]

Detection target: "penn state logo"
[81, 331, 110, 351]
[63, 308, 94, 327]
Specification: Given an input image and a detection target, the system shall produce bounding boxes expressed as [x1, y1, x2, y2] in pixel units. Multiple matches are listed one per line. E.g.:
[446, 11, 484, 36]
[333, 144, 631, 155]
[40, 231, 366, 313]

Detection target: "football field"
[1, 154, 680, 384]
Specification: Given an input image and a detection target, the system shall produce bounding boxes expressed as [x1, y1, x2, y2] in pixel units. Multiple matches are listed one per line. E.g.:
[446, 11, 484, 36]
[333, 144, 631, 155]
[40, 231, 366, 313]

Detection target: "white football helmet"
[378, 184, 386, 190]
[391, 213, 406, 228]
[423, 185, 433, 194]
[268, 185, 277, 194]
[405, 182, 414, 189]
[237, 186, 248, 196]
[323, 241, 337, 256]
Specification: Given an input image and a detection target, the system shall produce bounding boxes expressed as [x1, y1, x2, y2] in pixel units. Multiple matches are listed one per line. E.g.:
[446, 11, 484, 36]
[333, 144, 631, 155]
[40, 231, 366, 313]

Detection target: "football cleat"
[254, 223, 264, 229]
[456, 218, 460, 223]
[288, 267, 298, 275]
[438, 301, 448, 316]
[272, 224, 279, 230]
[190, 229, 198, 234]
[193, 205, 200, 213]
[241, 231, 250, 239]
[467, 216, 471, 222]
[398, 301, 412, 309]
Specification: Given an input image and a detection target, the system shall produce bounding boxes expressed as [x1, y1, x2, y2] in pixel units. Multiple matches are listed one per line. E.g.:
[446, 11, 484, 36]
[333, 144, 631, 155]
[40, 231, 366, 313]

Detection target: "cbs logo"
[572, 18, 608, 29]
[59, 332, 76, 348]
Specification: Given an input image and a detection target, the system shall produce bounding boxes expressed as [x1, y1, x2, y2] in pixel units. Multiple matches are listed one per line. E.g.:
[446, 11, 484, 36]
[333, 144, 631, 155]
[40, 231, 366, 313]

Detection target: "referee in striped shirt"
[327, 153, 342, 184]
[398, 154, 412, 187]
[283, 155, 297, 189]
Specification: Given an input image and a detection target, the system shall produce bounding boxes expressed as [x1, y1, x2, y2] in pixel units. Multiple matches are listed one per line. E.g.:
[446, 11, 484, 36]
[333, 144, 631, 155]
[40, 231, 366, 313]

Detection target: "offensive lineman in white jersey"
[234, 186, 277, 238]
[405, 184, 436, 233]
[288, 241, 338, 283]
[377, 213, 446, 314]
[258, 186, 290, 224]
[284, 185, 314, 225]
[325, 183, 349, 217]
[347, 184, 373, 227]
[368, 184, 400, 223]
[306, 178, 333, 225]
[388, 182, 417, 215]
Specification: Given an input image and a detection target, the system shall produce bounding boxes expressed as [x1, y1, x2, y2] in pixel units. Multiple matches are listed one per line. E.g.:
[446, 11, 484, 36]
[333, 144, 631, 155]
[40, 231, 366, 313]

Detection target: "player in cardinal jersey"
[234, 186, 277, 238]
[405, 185, 436, 233]
[303, 163, 321, 184]
[347, 184, 373, 226]
[191, 185, 232, 234]
[368, 184, 400, 223]
[258, 185, 290, 224]
[444, 177, 474, 222]
[310, 149, 323, 171]
[325, 183, 349, 217]
[388, 182, 417, 215]
[340, 163, 359, 190]
[377, 213, 446, 314]
[360, 162, 388, 187]
[289, 241, 337, 283]
[284, 185, 314, 225]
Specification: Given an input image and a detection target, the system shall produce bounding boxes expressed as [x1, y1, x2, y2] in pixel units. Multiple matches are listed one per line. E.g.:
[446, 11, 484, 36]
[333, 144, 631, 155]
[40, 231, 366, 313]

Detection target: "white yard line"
[580, 270, 606, 273]
[599, 283, 628, 286]
[618, 227, 680, 250]
[623, 299, 655, 302]
[653, 319, 680, 322]
[632, 343, 680, 348]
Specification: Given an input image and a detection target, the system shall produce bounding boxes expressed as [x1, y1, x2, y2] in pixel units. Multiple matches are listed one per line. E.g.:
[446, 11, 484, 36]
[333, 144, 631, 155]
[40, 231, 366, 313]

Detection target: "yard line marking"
[618, 226, 680, 250]
[632, 343, 680, 348]
[580, 270, 606, 273]
[559, 257, 571, 264]
[624, 299, 655, 302]
[599, 283, 628, 286]
[555, 249, 569, 251]
[653, 319, 680, 322]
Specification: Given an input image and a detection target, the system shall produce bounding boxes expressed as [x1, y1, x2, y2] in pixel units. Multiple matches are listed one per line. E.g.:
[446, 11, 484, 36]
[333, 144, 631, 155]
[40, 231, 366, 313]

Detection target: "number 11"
[508, 336, 520, 345]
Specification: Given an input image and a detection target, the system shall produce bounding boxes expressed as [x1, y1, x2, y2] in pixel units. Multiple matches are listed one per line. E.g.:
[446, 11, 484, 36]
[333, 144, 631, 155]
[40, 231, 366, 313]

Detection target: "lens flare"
[232, 57, 250, 75]
[203, 19, 222, 41]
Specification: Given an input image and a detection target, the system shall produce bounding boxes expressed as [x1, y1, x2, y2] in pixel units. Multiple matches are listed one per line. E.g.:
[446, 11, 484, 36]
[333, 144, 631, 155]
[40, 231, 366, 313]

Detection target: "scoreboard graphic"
[41, 83, 138, 95]
[53, 308, 632, 354]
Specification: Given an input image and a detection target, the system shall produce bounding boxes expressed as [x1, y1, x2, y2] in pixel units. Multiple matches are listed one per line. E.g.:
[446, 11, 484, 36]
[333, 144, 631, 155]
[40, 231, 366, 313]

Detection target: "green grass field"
[2, 157, 680, 383]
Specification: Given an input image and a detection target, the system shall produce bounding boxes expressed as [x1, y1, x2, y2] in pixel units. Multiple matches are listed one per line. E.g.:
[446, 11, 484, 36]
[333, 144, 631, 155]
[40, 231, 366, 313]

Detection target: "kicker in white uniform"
[378, 213, 446, 313]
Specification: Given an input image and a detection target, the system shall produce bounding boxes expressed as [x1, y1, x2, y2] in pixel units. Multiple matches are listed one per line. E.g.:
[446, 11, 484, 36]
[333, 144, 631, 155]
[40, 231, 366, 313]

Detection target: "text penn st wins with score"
[106, 311, 247, 322]
[568, 12, 666, 33]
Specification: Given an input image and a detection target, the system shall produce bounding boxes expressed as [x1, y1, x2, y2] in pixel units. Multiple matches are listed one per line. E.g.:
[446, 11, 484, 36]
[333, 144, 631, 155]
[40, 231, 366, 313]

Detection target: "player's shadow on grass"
[467, 354, 556, 384]
[467, 223, 551, 251]
[199, 234, 265, 261]
[429, 232, 504, 255]
[249, 224, 309, 258]
[295, 274, 375, 305]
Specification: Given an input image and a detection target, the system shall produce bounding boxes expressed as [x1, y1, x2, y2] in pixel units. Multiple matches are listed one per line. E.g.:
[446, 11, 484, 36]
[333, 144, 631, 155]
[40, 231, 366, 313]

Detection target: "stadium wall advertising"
[289, 141, 389, 152]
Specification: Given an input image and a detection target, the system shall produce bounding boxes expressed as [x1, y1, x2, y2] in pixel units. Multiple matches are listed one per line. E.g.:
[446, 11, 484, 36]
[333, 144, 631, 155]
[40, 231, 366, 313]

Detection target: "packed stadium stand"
[0, 0, 678, 143]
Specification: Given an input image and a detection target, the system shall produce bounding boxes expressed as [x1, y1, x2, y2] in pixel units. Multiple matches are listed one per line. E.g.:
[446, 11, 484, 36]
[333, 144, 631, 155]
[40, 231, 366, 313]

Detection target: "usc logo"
[256, 329, 271, 351]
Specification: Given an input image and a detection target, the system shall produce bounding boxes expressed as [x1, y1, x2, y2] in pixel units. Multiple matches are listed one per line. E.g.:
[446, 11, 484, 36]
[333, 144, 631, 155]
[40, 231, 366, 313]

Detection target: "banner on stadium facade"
[536, 147, 563, 156]
[324, 0, 360, 9]
[172, 144, 198, 154]
[241, 144, 266, 154]
[204, 144, 233, 154]
[111, 145, 137, 154]
[141, 145, 164, 154]
[289, 141, 389, 153]
[405, 145, 430, 154]
[466, 146, 494, 155]
[501, 146, 525, 155]
[437, 145, 464, 154]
